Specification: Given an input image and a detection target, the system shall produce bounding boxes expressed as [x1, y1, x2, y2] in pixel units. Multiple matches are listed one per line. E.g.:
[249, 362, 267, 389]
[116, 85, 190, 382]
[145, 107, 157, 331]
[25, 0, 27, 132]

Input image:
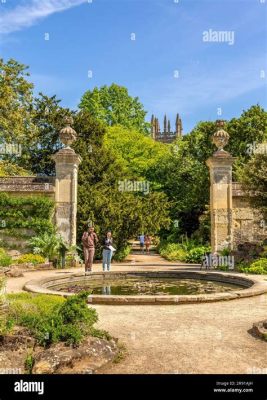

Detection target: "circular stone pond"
[23, 271, 267, 305]
[51, 276, 243, 296]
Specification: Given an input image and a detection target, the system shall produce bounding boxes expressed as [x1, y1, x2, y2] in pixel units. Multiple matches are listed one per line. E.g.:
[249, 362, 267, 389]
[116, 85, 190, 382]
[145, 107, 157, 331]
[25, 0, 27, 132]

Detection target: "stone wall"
[232, 182, 266, 247]
[0, 176, 55, 198]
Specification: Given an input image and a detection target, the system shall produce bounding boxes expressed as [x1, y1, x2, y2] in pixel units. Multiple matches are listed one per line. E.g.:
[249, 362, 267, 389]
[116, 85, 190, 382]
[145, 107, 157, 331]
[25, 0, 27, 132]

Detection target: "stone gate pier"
[52, 117, 81, 246]
[206, 121, 235, 252]
[206, 121, 266, 253]
[0, 117, 81, 248]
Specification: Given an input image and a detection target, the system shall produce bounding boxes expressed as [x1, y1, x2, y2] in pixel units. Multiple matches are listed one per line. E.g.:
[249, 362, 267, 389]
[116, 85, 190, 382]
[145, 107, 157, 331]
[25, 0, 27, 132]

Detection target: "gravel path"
[95, 294, 267, 374]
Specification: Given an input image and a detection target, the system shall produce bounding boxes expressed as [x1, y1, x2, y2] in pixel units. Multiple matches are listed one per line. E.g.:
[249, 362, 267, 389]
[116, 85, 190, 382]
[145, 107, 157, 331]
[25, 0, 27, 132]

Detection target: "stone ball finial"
[59, 115, 77, 147]
[212, 120, 230, 153]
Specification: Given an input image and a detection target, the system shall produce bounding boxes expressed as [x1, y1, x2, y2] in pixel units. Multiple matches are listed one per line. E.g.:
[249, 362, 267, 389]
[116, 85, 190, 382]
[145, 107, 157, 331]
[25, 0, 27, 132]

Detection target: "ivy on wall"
[0, 193, 55, 244]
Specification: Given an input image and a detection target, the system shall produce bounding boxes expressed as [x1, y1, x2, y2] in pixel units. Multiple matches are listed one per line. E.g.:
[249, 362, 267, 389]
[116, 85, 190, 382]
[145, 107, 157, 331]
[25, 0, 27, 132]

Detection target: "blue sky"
[0, 0, 266, 133]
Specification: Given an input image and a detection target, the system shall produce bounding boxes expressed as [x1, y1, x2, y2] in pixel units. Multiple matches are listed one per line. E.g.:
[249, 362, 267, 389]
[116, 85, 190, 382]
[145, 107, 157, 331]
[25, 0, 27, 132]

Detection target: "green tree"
[0, 60, 70, 175]
[227, 105, 267, 159]
[150, 139, 210, 237]
[0, 160, 30, 176]
[21, 94, 69, 175]
[238, 152, 267, 219]
[79, 83, 149, 134]
[0, 59, 36, 147]
[73, 111, 170, 252]
[104, 125, 170, 179]
[227, 105, 267, 179]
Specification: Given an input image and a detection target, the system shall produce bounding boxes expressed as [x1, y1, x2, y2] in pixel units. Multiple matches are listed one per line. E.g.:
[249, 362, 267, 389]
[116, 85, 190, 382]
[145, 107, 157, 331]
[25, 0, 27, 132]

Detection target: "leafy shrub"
[59, 292, 97, 326]
[240, 265, 266, 274]
[251, 258, 267, 270]
[0, 274, 11, 335]
[17, 254, 45, 266]
[185, 246, 211, 263]
[7, 292, 100, 347]
[240, 258, 267, 275]
[159, 243, 187, 261]
[0, 252, 12, 267]
[113, 245, 131, 261]
[28, 232, 62, 262]
[24, 351, 35, 374]
[0, 313, 8, 336]
[152, 236, 160, 247]
[89, 327, 112, 341]
[7, 292, 65, 318]
[159, 239, 211, 263]
[219, 247, 232, 257]
[260, 245, 267, 259]
[180, 236, 205, 251]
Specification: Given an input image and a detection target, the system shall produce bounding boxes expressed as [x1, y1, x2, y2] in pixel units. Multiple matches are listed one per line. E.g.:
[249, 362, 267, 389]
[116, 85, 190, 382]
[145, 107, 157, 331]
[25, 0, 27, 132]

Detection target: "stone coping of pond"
[23, 270, 267, 305]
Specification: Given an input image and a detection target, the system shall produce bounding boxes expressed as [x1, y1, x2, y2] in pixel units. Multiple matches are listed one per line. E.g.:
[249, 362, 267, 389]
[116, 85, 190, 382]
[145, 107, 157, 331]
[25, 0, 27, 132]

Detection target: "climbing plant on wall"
[0, 193, 54, 248]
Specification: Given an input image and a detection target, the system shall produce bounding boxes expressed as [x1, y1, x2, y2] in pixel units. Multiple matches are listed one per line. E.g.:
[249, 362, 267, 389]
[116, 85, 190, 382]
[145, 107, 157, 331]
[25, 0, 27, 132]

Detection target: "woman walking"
[102, 231, 114, 272]
[145, 234, 151, 255]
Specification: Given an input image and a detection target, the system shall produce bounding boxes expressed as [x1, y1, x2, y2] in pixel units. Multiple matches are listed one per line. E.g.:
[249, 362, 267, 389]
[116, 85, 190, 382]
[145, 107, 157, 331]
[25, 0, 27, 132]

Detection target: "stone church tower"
[151, 113, 182, 143]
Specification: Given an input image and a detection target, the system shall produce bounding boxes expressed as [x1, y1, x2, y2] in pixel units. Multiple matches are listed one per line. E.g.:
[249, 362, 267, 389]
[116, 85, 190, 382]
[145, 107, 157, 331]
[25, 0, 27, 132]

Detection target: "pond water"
[58, 277, 241, 296]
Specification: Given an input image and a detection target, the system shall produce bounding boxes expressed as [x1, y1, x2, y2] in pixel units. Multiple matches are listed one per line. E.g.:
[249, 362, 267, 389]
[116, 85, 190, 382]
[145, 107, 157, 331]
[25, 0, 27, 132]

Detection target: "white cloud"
[0, 0, 87, 35]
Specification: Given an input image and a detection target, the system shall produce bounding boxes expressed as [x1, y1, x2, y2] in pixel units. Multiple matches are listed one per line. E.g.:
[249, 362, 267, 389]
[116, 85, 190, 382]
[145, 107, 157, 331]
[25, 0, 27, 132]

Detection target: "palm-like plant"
[29, 232, 62, 262]
[58, 241, 82, 268]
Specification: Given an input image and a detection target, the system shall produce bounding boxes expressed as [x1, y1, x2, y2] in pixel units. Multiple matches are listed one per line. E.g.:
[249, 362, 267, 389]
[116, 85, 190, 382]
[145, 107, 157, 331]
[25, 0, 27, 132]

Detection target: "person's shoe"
[85, 269, 92, 276]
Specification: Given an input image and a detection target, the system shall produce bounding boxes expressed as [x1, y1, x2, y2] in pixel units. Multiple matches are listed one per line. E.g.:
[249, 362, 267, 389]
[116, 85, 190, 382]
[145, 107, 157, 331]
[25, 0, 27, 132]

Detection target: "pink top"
[82, 232, 98, 248]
